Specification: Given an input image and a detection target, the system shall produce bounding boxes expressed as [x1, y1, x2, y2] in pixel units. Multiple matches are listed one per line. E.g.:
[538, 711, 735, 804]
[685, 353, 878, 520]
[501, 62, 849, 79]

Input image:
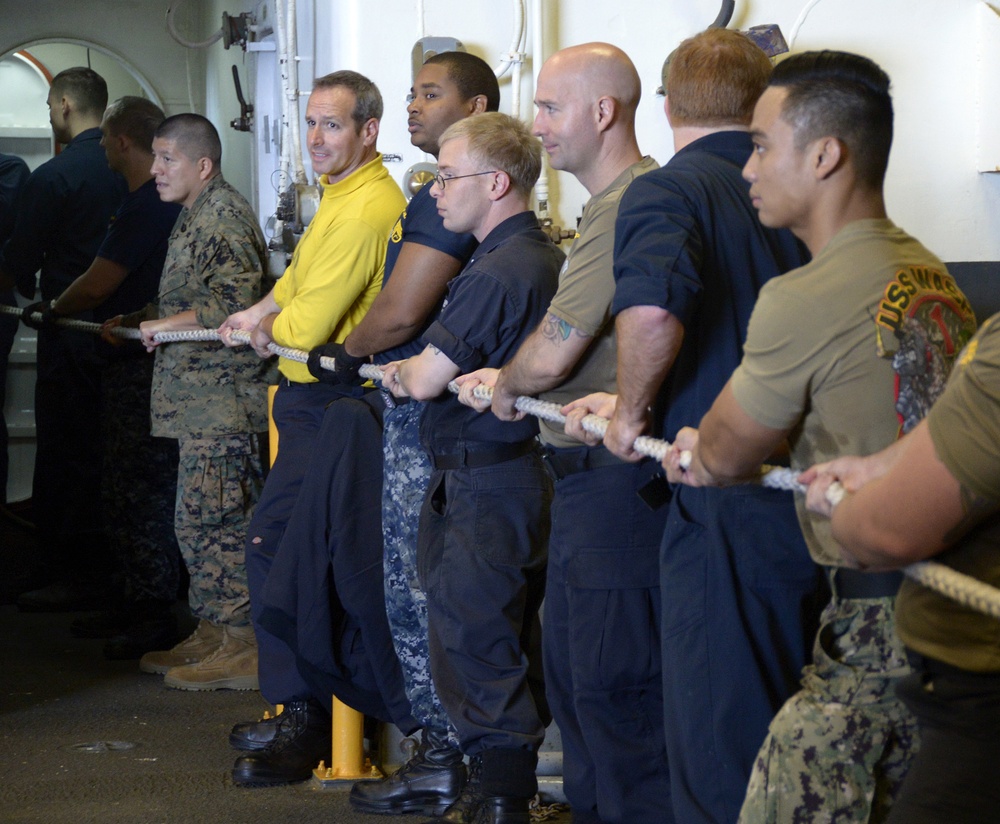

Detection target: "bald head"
[543, 43, 641, 118]
[533, 42, 643, 193]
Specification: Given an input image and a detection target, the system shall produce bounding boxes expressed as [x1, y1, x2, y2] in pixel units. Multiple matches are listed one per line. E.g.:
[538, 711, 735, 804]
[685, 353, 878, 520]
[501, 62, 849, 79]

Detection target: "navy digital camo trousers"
[740, 587, 918, 824]
[101, 356, 181, 605]
[382, 400, 453, 734]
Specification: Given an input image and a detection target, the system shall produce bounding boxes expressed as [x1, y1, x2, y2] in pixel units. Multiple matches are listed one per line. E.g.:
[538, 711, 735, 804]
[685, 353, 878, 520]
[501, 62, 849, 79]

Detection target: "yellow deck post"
[266, 386, 377, 786]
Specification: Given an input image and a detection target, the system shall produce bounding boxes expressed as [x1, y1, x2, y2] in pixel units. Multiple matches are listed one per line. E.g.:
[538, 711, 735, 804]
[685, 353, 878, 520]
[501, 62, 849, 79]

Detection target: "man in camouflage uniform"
[134, 113, 274, 691]
[663, 51, 977, 823]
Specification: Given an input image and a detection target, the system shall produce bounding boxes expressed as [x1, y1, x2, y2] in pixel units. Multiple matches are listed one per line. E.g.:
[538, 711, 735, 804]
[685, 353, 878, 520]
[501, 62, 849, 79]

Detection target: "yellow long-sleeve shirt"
[271, 154, 404, 382]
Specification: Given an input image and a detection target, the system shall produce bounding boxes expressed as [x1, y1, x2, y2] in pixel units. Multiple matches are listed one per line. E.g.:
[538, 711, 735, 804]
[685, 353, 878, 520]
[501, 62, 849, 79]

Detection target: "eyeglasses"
[433, 170, 498, 189]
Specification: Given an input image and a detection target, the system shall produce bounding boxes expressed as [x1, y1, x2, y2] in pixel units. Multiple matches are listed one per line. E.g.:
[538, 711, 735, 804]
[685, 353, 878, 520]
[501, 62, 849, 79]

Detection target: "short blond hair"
[438, 112, 541, 196]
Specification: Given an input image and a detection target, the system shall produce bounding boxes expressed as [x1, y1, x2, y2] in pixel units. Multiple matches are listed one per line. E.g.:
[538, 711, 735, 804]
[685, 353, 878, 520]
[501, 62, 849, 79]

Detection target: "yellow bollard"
[311, 696, 383, 785]
[267, 385, 279, 466]
[267, 385, 379, 786]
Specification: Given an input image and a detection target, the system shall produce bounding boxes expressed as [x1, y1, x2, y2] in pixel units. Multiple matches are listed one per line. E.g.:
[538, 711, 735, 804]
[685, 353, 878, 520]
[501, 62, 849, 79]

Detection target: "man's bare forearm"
[614, 305, 684, 424]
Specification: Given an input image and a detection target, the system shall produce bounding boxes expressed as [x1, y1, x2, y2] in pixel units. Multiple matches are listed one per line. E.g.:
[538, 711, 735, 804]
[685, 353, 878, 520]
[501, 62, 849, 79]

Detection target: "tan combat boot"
[163, 624, 259, 691]
[139, 619, 224, 675]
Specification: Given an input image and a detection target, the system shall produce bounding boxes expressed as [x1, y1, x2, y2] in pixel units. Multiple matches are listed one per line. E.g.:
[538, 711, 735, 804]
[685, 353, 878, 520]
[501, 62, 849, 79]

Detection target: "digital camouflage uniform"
[382, 399, 452, 733]
[150, 174, 275, 628]
[174, 434, 267, 625]
[101, 356, 181, 605]
[741, 594, 915, 824]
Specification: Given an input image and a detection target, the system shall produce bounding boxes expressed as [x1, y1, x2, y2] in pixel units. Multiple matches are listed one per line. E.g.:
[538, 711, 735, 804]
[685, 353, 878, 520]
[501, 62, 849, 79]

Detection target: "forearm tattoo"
[541, 313, 588, 344]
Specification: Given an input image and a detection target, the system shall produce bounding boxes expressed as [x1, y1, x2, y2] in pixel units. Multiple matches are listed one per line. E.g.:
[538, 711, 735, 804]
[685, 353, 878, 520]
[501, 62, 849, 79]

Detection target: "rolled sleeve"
[611, 174, 703, 326]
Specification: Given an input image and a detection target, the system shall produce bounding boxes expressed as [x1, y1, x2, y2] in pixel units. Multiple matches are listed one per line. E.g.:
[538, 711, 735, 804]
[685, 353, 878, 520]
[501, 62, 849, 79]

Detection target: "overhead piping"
[710, 0, 736, 29]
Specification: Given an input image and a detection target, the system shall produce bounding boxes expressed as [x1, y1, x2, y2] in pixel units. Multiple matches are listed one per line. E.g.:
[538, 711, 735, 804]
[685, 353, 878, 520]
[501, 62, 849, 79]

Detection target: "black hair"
[770, 50, 893, 188]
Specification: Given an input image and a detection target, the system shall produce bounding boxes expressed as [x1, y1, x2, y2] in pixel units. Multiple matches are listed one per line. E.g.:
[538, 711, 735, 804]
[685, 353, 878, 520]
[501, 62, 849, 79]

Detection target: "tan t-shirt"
[731, 219, 976, 566]
[540, 156, 658, 448]
[898, 314, 1000, 671]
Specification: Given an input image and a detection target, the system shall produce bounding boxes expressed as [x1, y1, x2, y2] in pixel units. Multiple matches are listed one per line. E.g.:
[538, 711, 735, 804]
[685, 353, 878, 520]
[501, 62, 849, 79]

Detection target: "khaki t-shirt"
[731, 219, 976, 566]
[898, 315, 1000, 671]
[540, 157, 658, 448]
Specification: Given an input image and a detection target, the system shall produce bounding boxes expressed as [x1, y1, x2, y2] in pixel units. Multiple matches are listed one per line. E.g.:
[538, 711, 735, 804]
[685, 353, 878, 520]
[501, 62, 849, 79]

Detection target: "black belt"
[833, 567, 903, 599]
[540, 445, 623, 480]
[431, 440, 536, 470]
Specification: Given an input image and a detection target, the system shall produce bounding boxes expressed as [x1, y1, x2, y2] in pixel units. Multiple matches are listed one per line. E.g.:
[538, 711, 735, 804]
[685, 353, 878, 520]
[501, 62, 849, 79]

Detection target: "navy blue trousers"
[544, 457, 672, 824]
[257, 391, 416, 728]
[661, 484, 826, 824]
[246, 379, 359, 703]
[33, 325, 106, 581]
[418, 452, 551, 757]
[0, 288, 17, 498]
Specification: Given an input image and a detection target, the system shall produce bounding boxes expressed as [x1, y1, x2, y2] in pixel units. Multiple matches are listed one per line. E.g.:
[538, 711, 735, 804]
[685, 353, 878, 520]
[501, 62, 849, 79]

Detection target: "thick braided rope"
[6, 303, 1000, 618]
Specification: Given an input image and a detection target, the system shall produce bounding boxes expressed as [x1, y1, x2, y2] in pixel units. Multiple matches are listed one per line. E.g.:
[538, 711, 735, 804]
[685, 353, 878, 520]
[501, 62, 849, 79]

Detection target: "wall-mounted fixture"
[230, 65, 254, 132]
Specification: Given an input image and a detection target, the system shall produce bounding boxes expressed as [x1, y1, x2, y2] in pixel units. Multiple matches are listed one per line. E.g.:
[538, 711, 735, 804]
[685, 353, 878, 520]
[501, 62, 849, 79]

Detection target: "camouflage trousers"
[101, 357, 181, 605]
[739, 581, 919, 824]
[382, 400, 452, 733]
[175, 433, 266, 627]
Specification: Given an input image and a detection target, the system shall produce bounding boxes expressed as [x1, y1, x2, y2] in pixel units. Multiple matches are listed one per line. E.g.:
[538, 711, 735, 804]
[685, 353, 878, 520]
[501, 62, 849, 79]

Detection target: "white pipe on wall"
[286, 0, 306, 184]
[275, 0, 291, 186]
[531, 0, 548, 217]
[275, 0, 307, 186]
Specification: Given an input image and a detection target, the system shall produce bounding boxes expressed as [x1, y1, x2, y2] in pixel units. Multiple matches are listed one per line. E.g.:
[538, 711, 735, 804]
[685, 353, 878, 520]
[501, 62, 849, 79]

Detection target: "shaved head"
[543, 42, 641, 118]
[533, 42, 644, 192]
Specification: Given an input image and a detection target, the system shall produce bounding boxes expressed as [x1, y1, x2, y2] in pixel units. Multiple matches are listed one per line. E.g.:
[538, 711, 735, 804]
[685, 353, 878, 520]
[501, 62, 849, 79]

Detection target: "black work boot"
[472, 797, 530, 824]
[231, 699, 330, 786]
[229, 708, 282, 751]
[350, 727, 466, 815]
[103, 613, 180, 660]
[437, 753, 483, 823]
[102, 600, 180, 660]
[469, 748, 536, 824]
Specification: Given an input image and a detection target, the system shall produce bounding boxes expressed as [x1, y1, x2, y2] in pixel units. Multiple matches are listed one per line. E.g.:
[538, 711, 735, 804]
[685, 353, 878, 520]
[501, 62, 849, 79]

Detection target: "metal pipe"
[709, 0, 736, 29]
[494, 0, 526, 79]
[531, 0, 549, 218]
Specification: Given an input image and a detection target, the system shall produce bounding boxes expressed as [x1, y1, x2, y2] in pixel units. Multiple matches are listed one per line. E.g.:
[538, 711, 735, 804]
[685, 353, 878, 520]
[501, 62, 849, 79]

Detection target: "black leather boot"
[467, 748, 536, 824]
[472, 797, 531, 824]
[437, 753, 483, 823]
[229, 709, 281, 751]
[231, 699, 330, 786]
[103, 613, 180, 660]
[350, 727, 466, 815]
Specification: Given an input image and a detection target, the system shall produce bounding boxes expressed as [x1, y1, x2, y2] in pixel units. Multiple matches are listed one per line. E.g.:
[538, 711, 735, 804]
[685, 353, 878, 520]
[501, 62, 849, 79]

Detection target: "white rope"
[6, 302, 999, 619]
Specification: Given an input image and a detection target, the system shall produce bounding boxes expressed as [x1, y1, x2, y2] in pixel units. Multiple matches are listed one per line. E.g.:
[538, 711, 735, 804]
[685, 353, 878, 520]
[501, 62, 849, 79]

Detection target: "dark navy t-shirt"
[419, 211, 564, 453]
[95, 177, 182, 323]
[612, 130, 809, 441]
[0, 128, 126, 301]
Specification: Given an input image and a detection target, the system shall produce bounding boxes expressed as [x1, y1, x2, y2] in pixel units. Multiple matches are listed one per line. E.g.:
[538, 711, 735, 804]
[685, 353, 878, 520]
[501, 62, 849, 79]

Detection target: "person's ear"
[487, 170, 512, 201]
[813, 136, 844, 180]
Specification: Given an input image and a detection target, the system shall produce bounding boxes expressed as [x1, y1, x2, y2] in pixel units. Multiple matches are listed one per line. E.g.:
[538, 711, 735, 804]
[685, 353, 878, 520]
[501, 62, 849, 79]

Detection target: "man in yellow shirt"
[146, 71, 402, 751]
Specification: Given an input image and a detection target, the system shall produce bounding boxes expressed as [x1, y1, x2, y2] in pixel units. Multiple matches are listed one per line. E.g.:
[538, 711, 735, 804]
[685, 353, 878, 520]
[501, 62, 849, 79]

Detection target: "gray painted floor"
[0, 503, 568, 824]
[0, 606, 571, 824]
